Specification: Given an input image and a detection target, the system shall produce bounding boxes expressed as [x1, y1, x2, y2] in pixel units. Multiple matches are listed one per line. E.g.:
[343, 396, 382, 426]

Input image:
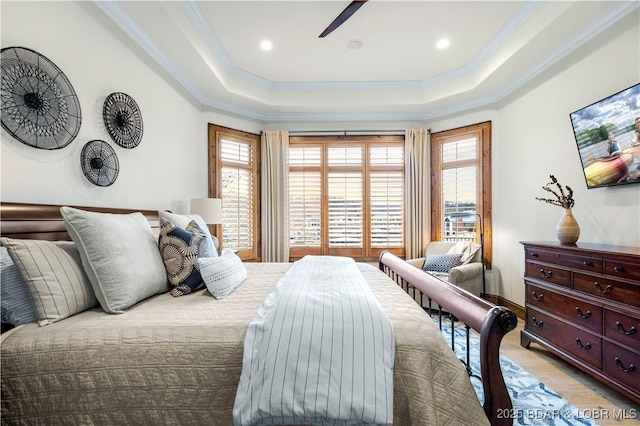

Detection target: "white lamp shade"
[190, 198, 222, 224]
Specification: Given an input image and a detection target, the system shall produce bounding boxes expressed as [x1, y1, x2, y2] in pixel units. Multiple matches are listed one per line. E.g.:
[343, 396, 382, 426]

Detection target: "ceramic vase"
[556, 208, 580, 244]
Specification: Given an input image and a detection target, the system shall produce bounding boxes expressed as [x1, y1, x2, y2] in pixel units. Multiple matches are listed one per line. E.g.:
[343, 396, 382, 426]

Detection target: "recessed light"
[347, 40, 363, 50]
[259, 40, 273, 51]
[436, 37, 451, 50]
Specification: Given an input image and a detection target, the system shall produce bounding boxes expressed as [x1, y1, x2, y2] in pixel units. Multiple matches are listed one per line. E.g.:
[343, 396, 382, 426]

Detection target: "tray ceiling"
[94, 1, 639, 122]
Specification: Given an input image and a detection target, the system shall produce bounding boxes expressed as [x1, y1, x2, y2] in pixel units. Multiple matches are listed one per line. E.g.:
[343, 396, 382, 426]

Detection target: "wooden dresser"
[520, 241, 640, 404]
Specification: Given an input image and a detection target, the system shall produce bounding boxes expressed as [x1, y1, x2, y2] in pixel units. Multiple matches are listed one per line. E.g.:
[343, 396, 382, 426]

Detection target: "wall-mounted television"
[569, 83, 640, 189]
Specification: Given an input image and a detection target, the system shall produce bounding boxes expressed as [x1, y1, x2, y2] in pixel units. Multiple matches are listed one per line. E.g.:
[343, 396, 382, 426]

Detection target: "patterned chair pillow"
[159, 218, 217, 296]
[198, 251, 247, 299]
[422, 253, 464, 274]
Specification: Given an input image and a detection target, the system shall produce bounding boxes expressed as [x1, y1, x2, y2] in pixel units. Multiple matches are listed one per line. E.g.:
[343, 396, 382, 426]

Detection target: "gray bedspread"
[1, 262, 488, 426]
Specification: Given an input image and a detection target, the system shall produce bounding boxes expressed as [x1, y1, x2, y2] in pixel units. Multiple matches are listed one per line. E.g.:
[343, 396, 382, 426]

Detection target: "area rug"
[434, 315, 599, 426]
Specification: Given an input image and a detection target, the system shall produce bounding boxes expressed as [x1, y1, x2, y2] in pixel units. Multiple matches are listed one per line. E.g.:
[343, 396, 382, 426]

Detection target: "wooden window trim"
[289, 135, 405, 262]
[431, 121, 492, 268]
[208, 124, 261, 261]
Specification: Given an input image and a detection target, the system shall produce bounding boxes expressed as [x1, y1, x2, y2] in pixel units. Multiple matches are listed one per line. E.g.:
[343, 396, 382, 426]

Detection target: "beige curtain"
[404, 129, 431, 259]
[261, 130, 290, 262]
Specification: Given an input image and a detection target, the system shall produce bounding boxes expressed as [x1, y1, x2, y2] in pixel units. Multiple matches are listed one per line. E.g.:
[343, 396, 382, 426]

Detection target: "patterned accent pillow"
[422, 253, 464, 273]
[158, 211, 218, 255]
[198, 251, 247, 299]
[0, 238, 97, 326]
[0, 246, 37, 327]
[159, 218, 217, 296]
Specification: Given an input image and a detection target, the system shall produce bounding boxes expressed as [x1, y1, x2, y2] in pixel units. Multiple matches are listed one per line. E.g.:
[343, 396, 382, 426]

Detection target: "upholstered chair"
[406, 241, 483, 297]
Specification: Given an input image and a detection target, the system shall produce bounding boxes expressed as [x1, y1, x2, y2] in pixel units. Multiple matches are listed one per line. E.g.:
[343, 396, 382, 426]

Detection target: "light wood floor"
[501, 321, 640, 426]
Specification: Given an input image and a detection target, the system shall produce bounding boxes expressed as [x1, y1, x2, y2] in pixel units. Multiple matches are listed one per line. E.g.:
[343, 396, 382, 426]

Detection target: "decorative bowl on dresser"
[520, 241, 639, 404]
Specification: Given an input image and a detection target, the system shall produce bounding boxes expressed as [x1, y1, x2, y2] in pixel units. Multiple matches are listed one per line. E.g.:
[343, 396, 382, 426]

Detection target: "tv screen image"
[569, 83, 640, 189]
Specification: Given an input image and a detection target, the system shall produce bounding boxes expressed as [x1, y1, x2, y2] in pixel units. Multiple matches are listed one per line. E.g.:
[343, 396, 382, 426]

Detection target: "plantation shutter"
[289, 145, 322, 248]
[328, 147, 363, 248]
[370, 146, 404, 247]
[220, 139, 255, 251]
[370, 172, 403, 247]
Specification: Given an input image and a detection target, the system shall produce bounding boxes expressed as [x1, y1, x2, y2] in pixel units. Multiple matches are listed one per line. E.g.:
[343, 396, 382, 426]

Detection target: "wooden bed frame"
[379, 251, 517, 426]
[0, 202, 160, 240]
[1, 201, 517, 426]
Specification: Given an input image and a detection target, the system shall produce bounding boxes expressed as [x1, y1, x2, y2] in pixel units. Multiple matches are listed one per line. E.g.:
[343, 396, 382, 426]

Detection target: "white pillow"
[198, 251, 247, 299]
[61, 207, 169, 314]
[447, 241, 481, 264]
[158, 211, 218, 255]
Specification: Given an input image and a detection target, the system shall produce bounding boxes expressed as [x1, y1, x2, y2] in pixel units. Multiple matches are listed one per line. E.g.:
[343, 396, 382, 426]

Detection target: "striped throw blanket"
[233, 256, 395, 426]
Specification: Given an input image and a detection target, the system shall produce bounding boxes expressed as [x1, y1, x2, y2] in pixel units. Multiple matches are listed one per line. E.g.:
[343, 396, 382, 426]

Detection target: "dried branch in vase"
[536, 175, 575, 209]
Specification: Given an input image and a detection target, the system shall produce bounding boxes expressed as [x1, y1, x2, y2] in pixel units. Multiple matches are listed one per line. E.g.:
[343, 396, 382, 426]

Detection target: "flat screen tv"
[569, 82, 640, 189]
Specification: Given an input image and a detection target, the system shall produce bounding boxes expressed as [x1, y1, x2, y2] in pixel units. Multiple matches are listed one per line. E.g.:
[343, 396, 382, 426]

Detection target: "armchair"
[406, 241, 483, 297]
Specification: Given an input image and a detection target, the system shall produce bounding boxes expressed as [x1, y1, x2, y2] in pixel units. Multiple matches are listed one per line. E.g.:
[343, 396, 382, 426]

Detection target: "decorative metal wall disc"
[81, 140, 119, 187]
[103, 92, 143, 148]
[0, 46, 82, 150]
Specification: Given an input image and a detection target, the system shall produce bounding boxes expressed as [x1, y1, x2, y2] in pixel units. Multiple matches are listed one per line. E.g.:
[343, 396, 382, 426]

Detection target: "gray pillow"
[1, 239, 96, 326]
[422, 253, 464, 273]
[60, 206, 169, 314]
[198, 251, 247, 299]
[0, 246, 38, 327]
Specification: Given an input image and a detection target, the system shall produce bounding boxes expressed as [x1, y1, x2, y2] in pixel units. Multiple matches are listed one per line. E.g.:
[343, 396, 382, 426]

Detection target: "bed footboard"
[379, 251, 517, 426]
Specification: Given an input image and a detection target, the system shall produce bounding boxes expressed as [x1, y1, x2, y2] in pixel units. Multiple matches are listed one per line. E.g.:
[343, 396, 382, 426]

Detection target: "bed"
[0, 202, 517, 426]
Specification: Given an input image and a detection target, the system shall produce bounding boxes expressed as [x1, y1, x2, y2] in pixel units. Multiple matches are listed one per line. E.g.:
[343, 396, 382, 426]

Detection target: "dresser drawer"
[526, 247, 603, 273]
[525, 262, 571, 287]
[526, 283, 602, 333]
[605, 310, 640, 350]
[526, 308, 602, 369]
[603, 341, 640, 391]
[574, 272, 640, 308]
[605, 260, 640, 282]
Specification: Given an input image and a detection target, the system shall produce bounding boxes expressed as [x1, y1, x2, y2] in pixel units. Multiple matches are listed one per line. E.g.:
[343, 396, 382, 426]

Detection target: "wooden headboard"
[0, 202, 160, 241]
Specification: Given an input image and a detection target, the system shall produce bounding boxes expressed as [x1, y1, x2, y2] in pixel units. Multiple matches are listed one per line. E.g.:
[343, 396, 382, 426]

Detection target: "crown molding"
[94, 0, 638, 123]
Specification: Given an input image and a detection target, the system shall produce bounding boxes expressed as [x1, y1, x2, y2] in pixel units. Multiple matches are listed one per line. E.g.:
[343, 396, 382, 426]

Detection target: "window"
[208, 124, 260, 260]
[431, 122, 492, 267]
[289, 136, 404, 262]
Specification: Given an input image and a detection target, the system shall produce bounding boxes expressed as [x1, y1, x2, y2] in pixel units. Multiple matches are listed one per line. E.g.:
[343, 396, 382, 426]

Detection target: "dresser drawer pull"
[613, 266, 623, 273]
[616, 321, 638, 336]
[532, 291, 544, 302]
[539, 269, 552, 279]
[583, 261, 593, 267]
[575, 307, 591, 319]
[614, 357, 636, 374]
[530, 252, 538, 257]
[532, 317, 544, 327]
[575, 338, 591, 351]
[594, 282, 612, 294]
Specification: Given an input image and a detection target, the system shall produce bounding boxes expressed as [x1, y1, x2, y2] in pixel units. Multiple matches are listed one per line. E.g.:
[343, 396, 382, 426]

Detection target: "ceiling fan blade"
[319, 1, 368, 38]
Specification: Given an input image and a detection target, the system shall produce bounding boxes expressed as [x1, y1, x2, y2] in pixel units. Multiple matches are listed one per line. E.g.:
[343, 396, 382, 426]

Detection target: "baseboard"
[483, 294, 525, 320]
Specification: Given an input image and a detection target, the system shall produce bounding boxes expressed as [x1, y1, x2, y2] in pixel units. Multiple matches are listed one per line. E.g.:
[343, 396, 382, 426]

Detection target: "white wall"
[2, 2, 638, 306]
[429, 20, 640, 306]
[1, 1, 233, 214]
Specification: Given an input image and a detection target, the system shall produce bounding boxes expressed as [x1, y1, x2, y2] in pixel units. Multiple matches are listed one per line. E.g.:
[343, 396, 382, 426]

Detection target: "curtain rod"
[281, 128, 430, 136]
